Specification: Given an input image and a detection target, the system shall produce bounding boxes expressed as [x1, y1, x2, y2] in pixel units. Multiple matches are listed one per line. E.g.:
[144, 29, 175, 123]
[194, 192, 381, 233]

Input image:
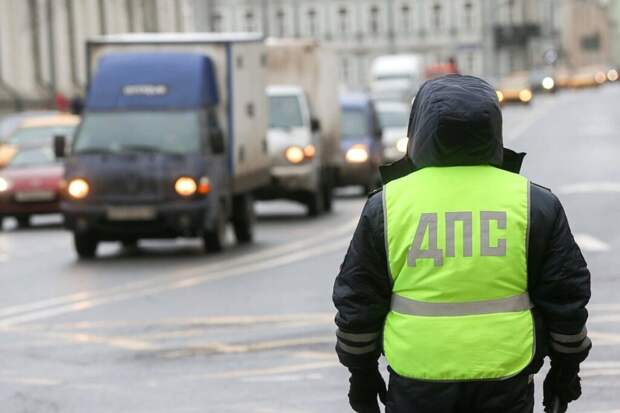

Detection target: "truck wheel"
[232, 193, 255, 244]
[74, 232, 98, 259]
[17, 215, 30, 228]
[203, 209, 227, 253]
[0, 216, 4, 231]
[306, 190, 324, 217]
[322, 180, 334, 212]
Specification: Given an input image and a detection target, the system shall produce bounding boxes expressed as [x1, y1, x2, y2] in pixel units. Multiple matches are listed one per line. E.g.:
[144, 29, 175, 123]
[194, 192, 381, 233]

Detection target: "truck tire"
[306, 190, 324, 217]
[232, 193, 255, 244]
[322, 178, 334, 213]
[203, 208, 227, 253]
[74, 232, 98, 259]
[17, 215, 30, 228]
[0, 216, 4, 231]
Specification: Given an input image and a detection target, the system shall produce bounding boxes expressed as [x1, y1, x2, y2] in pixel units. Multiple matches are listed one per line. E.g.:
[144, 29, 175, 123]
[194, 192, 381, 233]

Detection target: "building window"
[308, 8, 317, 36]
[370, 5, 379, 35]
[212, 12, 222, 32]
[341, 56, 350, 83]
[507, 0, 515, 24]
[338, 7, 348, 35]
[467, 53, 475, 73]
[276, 9, 285, 36]
[245, 10, 255, 32]
[464, 1, 473, 31]
[401, 4, 410, 32]
[432, 3, 442, 30]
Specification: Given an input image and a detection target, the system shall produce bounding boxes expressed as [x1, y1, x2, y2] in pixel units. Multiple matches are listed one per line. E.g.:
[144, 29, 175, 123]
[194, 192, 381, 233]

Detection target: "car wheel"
[306, 189, 324, 217]
[232, 193, 255, 244]
[17, 215, 30, 228]
[203, 208, 227, 253]
[74, 232, 98, 259]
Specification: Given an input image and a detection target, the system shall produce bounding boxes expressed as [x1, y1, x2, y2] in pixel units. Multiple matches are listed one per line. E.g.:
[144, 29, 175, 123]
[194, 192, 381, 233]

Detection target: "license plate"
[15, 191, 55, 202]
[106, 206, 156, 221]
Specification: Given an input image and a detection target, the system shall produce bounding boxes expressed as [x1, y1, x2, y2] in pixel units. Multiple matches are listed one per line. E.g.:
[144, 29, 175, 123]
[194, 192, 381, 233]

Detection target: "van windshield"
[269, 95, 304, 129]
[73, 111, 201, 155]
[341, 109, 369, 139]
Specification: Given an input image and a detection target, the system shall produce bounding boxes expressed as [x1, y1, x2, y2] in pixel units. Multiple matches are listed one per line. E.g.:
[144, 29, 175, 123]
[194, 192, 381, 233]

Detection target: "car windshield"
[9, 147, 57, 168]
[377, 107, 409, 129]
[8, 125, 76, 146]
[73, 111, 201, 155]
[269, 95, 304, 129]
[341, 109, 369, 139]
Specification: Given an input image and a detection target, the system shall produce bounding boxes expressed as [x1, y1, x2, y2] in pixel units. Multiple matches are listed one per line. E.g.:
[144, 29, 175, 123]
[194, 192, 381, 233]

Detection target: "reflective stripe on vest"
[383, 165, 534, 381]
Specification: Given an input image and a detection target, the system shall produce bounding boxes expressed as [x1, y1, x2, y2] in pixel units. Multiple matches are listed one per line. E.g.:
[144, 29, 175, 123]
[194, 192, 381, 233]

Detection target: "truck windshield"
[269, 95, 304, 129]
[73, 111, 201, 155]
[378, 108, 409, 129]
[341, 109, 369, 139]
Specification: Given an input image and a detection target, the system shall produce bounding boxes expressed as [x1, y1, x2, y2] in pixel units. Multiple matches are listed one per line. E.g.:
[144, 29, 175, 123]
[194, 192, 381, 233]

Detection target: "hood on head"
[406, 74, 503, 168]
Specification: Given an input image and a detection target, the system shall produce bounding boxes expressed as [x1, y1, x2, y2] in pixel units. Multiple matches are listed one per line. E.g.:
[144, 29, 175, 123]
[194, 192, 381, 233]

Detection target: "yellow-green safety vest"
[383, 165, 534, 381]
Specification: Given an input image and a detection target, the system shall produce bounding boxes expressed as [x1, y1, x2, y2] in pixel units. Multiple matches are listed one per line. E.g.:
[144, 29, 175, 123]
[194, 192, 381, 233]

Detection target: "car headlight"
[542, 77, 555, 90]
[396, 137, 409, 154]
[595, 71, 607, 84]
[284, 146, 305, 164]
[345, 145, 369, 163]
[0, 177, 11, 193]
[519, 89, 532, 102]
[496, 90, 504, 103]
[607, 69, 618, 82]
[68, 178, 90, 199]
[175, 177, 197, 197]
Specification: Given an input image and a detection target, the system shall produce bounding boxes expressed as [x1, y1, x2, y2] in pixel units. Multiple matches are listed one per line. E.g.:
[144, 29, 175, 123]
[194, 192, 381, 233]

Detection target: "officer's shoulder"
[368, 186, 383, 199]
[530, 181, 562, 211]
[363, 187, 384, 217]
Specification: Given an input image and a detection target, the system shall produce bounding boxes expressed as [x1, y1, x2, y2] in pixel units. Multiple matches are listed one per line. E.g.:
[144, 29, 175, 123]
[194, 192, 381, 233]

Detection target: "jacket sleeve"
[332, 191, 392, 370]
[530, 191, 592, 368]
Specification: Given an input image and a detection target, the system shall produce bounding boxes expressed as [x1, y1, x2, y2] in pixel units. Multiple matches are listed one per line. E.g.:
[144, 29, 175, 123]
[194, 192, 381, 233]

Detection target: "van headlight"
[345, 144, 369, 163]
[542, 77, 555, 90]
[175, 177, 197, 197]
[0, 177, 11, 193]
[396, 138, 409, 154]
[284, 146, 305, 164]
[519, 89, 532, 102]
[68, 178, 90, 199]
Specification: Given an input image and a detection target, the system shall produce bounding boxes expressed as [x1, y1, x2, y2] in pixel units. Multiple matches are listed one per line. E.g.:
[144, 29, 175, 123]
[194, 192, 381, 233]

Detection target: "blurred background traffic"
[0, 1, 619, 412]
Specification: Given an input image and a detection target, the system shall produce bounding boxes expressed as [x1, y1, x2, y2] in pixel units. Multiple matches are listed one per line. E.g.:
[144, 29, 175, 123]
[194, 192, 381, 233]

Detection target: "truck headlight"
[284, 146, 305, 164]
[519, 89, 532, 103]
[345, 145, 369, 163]
[175, 177, 197, 197]
[396, 138, 409, 154]
[68, 178, 90, 199]
[607, 69, 618, 82]
[0, 177, 11, 193]
[542, 77, 555, 90]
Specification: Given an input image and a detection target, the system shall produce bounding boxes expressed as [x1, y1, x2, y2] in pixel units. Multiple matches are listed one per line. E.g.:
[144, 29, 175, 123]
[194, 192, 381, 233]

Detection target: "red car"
[0, 145, 64, 229]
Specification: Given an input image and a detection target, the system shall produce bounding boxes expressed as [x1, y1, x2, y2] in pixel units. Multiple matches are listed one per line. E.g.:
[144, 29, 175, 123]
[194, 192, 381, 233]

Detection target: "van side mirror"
[310, 118, 321, 132]
[209, 129, 225, 154]
[54, 135, 66, 158]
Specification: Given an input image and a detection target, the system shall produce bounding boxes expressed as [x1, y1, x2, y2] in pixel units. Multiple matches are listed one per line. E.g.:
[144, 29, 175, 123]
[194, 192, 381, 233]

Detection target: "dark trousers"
[385, 368, 535, 413]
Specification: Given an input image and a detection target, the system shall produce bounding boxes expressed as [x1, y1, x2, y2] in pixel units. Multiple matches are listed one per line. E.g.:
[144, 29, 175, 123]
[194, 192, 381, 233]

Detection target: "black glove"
[348, 367, 387, 413]
[543, 364, 582, 413]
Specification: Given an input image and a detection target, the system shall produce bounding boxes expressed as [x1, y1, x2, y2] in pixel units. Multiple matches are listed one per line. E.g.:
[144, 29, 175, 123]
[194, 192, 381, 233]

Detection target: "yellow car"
[496, 73, 533, 105]
[0, 114, 79, 168]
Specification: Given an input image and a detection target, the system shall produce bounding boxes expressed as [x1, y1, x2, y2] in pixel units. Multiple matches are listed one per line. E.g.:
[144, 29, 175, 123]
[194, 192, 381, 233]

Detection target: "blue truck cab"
[337, 93, 384, 193]
[57, 34, 269, 258]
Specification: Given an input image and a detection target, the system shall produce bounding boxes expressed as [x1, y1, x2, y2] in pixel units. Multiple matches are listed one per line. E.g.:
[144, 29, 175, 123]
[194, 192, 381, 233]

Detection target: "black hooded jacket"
[332, 75, 591, 376]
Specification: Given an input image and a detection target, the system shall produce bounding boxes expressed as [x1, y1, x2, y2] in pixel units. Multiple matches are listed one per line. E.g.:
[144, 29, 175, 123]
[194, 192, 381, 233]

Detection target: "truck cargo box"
[86, 33, 270, 194]
[265, 39, 341, 169]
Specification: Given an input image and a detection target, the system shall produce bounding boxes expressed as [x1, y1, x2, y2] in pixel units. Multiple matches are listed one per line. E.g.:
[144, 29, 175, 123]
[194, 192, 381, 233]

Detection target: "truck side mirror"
[54, 135, 66, 158]
[310, 118, 321, 132]
[209, 129, 225, 154]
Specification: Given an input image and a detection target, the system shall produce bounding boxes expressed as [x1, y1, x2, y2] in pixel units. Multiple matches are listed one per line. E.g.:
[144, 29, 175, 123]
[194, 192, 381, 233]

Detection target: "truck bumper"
[61, 200, 213, 240]
[255, 164, 319, 200]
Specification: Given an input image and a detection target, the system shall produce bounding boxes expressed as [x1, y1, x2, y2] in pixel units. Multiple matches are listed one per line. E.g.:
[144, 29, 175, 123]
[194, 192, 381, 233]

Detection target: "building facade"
[0, 0, 611, 111]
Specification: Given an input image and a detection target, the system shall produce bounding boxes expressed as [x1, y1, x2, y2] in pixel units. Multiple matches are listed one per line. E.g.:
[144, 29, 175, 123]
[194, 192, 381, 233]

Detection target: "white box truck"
[57, 33, 270, 258]
[257, 38, 341, 216]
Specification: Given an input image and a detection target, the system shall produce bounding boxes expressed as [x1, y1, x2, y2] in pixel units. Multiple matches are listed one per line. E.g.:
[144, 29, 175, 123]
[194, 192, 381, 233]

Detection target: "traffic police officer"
[333, 75, 591, 413]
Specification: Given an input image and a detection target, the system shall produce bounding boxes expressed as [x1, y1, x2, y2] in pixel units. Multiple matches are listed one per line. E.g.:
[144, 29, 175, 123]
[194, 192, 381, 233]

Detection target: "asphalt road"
[1, 85, 620, 412]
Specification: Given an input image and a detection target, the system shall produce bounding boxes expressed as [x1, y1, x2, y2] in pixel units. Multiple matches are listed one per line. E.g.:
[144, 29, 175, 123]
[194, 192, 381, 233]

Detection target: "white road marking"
[558, 182, 620, 195]
[0, 235, 350, 327]
[573, 233, 611, 252]
[0, 218, 357, 321]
